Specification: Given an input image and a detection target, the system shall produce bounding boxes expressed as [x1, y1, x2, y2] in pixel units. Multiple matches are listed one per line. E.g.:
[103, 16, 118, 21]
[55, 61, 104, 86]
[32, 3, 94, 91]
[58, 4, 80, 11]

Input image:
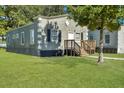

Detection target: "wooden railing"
[64, 40, 96, 56]
[81, 40, 96, 54]
[74, 41, 81, 55]
[64, 40, 81, 56]
[64, 40, 74, 49]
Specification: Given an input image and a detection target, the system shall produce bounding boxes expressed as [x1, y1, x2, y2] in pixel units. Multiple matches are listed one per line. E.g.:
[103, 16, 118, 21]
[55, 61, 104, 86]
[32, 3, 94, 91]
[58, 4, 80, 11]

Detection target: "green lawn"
[0, 49, 124, 88]
[93, 53, 124, 58]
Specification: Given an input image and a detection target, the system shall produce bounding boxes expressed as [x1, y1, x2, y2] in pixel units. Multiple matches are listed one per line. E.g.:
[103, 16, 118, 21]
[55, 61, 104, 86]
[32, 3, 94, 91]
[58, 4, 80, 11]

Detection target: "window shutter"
[81, 32, 83, 40]
[47, 29, 51, 42]
[58, 30, 61, 42]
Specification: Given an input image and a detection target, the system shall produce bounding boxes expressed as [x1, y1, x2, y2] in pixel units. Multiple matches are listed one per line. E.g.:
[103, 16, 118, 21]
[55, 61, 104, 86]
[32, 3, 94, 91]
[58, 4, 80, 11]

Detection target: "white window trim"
[30, 30, 34, 45]
[75, 33, 80, 40]
[21, 32, 25, 45]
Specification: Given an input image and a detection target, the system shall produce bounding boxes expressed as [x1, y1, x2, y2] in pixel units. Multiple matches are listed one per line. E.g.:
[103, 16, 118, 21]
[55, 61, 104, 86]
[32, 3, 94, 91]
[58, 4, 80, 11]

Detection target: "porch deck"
[64, 40, 96, 56]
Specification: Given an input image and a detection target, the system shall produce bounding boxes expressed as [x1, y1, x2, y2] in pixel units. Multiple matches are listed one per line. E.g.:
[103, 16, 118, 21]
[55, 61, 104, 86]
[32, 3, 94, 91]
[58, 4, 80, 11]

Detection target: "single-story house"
[6, 15, 90, 56]
[88, 26, 124, 53]
[6, 14, 124, 56]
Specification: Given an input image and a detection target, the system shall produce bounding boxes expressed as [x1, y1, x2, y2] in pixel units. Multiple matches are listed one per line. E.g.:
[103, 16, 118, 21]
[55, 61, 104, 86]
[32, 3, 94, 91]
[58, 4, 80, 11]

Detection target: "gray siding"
[6, 22, 38, 56]
[88, 29, 118, 48]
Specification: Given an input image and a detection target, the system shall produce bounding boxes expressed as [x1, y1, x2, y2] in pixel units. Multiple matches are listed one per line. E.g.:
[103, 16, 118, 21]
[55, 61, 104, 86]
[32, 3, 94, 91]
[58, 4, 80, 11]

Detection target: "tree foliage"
[0, 5, 65, 36]
[68, 5, 124, 31]
[42, 5, 65, 16]
[68, 5, 124, 63]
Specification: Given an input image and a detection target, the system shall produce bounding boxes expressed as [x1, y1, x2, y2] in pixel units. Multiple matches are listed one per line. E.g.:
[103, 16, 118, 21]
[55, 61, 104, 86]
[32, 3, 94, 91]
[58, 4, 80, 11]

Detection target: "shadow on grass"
[2, 49, 97, 68]
[34, 56, 97, 68]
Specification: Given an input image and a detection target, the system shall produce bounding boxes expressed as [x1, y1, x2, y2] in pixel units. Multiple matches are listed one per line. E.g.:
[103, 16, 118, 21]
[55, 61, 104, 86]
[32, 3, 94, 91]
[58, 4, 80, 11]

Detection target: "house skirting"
[7, 47, 64, 57]
[96, 47, 117, 53]
[40, 50, 63, 57]
[6, 47, 38, 56]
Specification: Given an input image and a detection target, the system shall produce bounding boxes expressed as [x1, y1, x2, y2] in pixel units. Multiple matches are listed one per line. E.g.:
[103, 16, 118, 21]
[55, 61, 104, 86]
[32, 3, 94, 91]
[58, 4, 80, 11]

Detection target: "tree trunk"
[97, 29, 104, 64]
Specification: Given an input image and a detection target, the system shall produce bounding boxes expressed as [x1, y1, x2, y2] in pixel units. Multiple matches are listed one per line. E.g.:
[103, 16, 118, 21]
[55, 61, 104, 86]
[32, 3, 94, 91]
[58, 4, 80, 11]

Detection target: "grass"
[0, 49, 124, 88]
[93, 53, 124, 58]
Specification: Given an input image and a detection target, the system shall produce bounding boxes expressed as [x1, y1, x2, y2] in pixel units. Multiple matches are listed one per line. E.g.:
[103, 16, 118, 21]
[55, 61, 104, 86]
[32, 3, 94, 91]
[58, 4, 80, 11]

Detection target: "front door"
[68, 32, 74, 40]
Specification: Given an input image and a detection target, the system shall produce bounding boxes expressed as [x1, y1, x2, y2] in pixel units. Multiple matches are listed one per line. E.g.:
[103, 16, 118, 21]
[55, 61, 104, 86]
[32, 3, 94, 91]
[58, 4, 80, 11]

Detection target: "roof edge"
[34, 14, 68, 20]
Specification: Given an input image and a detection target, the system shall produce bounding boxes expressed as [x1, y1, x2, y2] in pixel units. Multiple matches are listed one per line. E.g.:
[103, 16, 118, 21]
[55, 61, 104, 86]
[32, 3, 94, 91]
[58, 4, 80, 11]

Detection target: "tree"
[68, 5, 124, 64]
[0, 6, 7, 41]
[42, 5, 65, 16]
[0, 5, 65, 36]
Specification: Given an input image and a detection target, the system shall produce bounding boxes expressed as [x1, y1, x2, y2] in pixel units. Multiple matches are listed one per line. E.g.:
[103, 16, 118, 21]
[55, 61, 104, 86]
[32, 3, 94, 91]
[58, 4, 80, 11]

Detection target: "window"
[89, 34, 94, 40]
[75, 33, 80, 40]
[105, 35, 110, 44]
[51, 30, 58, 42]
[16, 33, 19, 38]
[21, 32, 25, 45]
[30, 30, 34, 44]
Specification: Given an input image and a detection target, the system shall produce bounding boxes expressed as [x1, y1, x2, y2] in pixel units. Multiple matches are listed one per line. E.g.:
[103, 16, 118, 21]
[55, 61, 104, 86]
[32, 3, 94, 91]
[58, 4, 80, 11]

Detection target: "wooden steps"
[64, 40, 96, 56]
